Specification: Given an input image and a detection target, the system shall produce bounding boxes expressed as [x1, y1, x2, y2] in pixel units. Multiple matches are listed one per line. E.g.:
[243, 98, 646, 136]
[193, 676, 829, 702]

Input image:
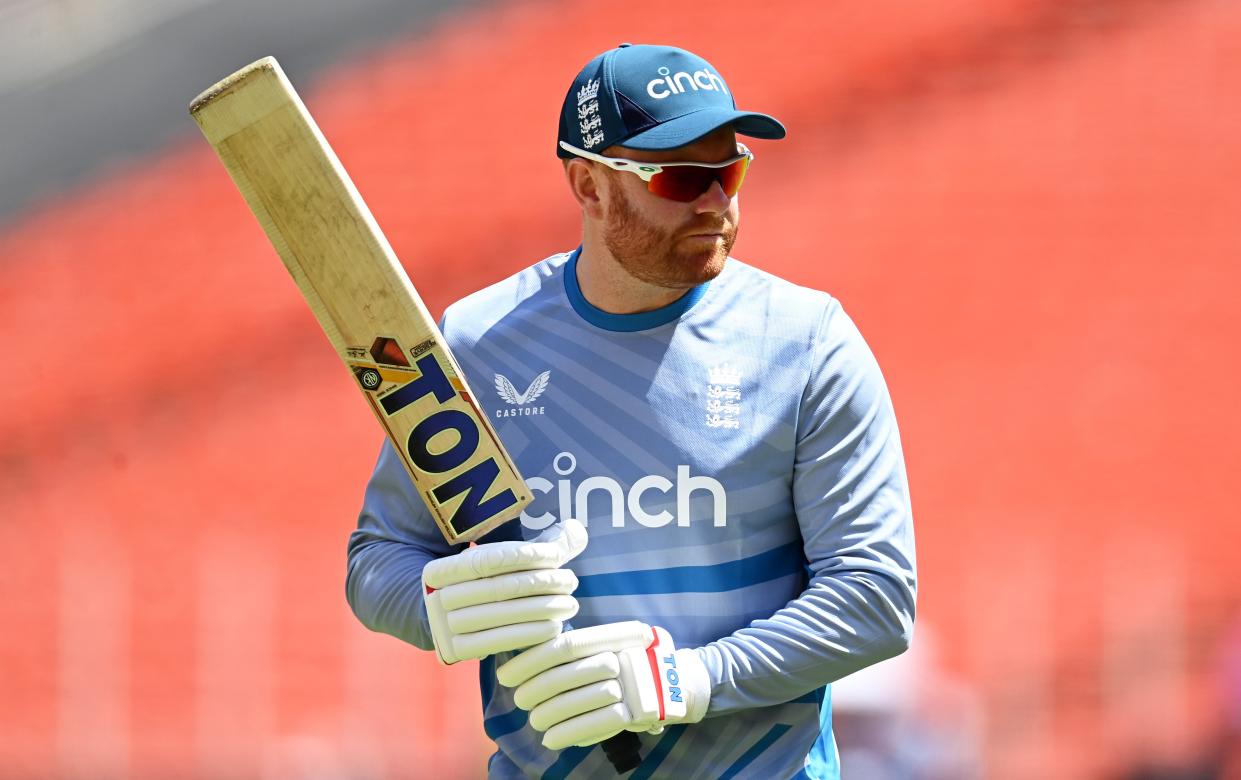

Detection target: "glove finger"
[425, 589, 460, 665]
[513, 652, 620, 710]
[575, 727, 626, 748]
[529, 680, 623, 732]
[496, 621, 651, 687]
[438, 569, 579, 612]
[451, 620, 562, 660]
[629, 724, 665, 736]
[615, 645, 663, 723]
[542, 702, 632, 751]
[447, 595, 578, 634]
[423, 519, 587, 588]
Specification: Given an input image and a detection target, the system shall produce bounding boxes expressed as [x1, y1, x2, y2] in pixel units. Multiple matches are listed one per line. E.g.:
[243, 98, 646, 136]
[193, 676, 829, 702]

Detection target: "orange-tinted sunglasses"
[559, 141, 753, 202]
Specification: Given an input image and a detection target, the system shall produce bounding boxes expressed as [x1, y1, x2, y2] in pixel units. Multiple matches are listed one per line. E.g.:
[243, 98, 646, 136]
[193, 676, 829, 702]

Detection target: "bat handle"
[558, 617, 642, 773]
[502, 523, 642, 772]
[600, 730, 643, 773]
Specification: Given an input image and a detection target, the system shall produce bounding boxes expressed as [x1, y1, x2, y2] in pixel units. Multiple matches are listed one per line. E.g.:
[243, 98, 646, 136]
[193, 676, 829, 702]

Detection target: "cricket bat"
[188, 57, 531, 544]
[189, 57, 643, 773]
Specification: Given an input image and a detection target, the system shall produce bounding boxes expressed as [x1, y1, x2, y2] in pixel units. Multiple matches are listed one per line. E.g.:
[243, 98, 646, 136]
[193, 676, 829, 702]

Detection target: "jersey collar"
[563, 246, 710, 332]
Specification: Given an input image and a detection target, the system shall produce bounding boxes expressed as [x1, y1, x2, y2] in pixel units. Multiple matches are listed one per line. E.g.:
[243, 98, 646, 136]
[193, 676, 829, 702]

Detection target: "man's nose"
[693, 179, 731, 214]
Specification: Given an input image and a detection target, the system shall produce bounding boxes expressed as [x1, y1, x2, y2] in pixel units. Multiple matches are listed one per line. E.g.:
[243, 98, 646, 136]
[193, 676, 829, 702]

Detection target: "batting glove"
[496, 621, 711, 750]
[423, 518, 587, 665]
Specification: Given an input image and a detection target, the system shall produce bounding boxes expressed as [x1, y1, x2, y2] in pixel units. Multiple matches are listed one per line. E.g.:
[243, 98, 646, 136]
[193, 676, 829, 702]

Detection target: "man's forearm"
[696, 567, 915, 716]
[346, 534, 437, 650]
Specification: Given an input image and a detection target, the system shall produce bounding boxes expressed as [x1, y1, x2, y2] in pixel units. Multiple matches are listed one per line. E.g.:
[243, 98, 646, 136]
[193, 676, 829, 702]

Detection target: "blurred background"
[2, 0, 1239, 777]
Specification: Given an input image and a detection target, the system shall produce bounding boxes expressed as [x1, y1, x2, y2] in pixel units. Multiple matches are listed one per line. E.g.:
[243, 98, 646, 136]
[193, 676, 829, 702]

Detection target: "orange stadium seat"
[2, 0, 1239, 776]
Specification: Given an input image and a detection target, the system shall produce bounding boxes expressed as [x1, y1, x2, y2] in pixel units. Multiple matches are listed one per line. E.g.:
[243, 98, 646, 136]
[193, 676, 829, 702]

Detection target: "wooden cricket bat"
[190, 58, 643, 772]
[189, 57, 531, 544]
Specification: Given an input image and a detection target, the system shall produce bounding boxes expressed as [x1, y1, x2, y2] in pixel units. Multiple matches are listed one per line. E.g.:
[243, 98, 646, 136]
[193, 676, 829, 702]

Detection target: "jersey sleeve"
[345, 437, 465, 651]
[696, 300, 918, 715]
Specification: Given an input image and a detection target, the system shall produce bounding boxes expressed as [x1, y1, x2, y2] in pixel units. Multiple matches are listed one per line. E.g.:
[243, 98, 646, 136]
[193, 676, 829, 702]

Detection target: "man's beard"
[601, 184, 736, 291]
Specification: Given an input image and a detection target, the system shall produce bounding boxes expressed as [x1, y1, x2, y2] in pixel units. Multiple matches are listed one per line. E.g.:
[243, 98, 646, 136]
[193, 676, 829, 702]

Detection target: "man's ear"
[564, 159, 605, 220]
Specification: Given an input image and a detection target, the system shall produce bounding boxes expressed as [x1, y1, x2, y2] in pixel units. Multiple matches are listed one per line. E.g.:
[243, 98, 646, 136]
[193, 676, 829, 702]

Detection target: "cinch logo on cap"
[646, 66, 730, 100]
[556, 43, 786, 158]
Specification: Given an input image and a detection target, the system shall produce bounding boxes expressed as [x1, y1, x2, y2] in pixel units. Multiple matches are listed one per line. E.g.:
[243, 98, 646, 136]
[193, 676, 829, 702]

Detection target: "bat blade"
[189, 57, 531, 544]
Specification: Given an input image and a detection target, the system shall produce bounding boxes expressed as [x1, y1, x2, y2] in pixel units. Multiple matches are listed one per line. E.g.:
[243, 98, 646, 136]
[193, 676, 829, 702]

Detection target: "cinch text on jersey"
[519, 451, 727, 530]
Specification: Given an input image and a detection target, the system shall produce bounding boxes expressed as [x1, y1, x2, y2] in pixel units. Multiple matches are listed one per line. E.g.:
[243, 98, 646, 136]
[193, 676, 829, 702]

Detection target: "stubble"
[601, 182, 736, 290]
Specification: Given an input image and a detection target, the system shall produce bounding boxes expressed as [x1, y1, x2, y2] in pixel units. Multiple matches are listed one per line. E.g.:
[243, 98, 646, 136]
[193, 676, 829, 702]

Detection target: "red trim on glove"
[644, 627, 666, 721]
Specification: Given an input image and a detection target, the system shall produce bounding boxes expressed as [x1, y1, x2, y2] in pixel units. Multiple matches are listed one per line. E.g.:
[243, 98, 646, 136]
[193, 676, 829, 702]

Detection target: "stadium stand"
[2, 0, 1239, 776]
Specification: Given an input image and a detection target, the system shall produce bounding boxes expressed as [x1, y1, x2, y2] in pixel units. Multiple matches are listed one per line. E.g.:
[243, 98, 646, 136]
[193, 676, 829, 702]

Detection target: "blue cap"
[557, 43, 785, 158]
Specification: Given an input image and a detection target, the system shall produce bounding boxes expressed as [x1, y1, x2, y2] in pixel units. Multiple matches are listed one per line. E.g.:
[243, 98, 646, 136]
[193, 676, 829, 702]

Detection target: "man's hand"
[496, 621, 711, 750]
[423, 518, 587, 664]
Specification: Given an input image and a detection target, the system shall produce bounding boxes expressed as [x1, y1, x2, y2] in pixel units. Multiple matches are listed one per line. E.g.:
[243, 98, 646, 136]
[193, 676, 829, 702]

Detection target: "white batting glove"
[423, 518, 587, 665]
[496, 621, 711, 750]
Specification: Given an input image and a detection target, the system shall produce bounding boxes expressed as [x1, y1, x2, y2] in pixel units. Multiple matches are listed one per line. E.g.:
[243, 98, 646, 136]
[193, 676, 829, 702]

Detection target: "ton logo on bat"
[379, 352, 519, 529]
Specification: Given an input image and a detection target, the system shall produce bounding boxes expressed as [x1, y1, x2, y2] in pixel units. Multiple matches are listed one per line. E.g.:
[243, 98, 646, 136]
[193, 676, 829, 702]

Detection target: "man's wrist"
[627, 632, 710, 728]
[671, 647, 711, 724]
[497, 622, 712, 750]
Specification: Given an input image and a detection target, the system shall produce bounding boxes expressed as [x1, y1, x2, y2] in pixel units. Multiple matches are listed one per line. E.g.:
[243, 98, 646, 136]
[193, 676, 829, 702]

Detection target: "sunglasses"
[558, 140, 754, 202]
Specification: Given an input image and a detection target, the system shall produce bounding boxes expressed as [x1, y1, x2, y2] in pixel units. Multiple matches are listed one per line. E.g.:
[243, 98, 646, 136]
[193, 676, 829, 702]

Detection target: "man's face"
[597, 126, 741, 291]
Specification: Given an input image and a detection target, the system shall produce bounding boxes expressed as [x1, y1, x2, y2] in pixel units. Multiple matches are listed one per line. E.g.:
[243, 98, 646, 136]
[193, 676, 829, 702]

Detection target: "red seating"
[2, 0, 1239, 775]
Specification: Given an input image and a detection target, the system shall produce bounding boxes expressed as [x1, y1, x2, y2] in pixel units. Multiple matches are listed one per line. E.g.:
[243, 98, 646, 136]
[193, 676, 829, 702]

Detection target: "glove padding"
[423, 518, 587, 665]
[496, 621, 711, 750]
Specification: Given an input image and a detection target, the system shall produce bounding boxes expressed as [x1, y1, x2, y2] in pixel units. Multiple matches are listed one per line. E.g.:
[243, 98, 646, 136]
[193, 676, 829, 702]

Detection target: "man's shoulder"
[441, 250, 572, 343]
[715, 258, 839, 322]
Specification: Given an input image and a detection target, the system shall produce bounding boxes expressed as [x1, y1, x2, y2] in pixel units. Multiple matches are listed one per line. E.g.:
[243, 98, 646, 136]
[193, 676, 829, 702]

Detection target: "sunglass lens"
[648, 158, 751, 202]
[648, 167, 714, 202]
[717, 157, 750, 197]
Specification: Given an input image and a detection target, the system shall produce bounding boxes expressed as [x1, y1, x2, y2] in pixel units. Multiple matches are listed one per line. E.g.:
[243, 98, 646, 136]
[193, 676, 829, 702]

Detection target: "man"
[346, 43, 916, 779]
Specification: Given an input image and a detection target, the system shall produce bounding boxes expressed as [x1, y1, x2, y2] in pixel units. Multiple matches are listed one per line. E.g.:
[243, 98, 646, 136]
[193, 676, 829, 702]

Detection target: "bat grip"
[494, 523, 641, 771]
[600, 730, 643, 773]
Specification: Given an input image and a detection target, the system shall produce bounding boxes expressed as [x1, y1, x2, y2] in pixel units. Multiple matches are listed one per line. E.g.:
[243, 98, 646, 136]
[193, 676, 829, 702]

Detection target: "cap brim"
[616, 107, 786, 151]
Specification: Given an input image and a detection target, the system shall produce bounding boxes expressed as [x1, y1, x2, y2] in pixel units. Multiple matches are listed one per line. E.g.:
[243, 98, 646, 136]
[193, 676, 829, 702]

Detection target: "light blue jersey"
[347, 248, 917, 779]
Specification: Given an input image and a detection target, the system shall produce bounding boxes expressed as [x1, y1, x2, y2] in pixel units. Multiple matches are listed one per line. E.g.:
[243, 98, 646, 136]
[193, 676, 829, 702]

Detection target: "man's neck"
[574, 237, 689, 314]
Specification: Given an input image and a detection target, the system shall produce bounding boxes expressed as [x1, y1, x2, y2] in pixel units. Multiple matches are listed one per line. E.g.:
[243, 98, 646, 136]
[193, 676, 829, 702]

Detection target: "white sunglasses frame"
[557, 140, 753, 185]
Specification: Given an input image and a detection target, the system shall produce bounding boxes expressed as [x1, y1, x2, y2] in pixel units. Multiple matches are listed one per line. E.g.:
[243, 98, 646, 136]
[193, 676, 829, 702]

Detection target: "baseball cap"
[557, 43, 785, 158]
